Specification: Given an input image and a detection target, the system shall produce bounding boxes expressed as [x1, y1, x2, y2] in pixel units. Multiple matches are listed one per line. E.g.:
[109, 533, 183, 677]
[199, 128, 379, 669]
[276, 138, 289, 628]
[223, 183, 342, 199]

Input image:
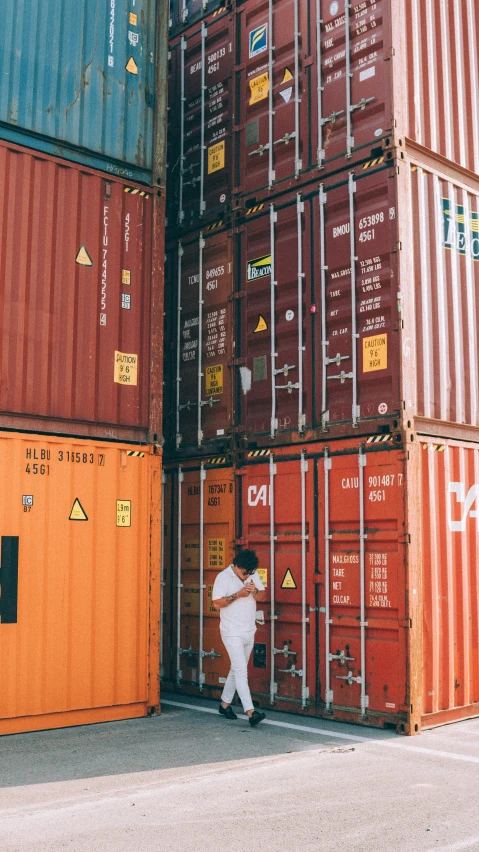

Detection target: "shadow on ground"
[0, 692, 396, 788]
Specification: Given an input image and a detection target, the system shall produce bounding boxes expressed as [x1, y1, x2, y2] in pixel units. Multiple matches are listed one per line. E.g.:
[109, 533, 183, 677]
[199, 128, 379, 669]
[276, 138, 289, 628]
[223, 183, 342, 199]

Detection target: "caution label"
[116, 500, 131, 527]
[126, 56, 138, 74]
[363, 334, 387, 373]
[75, 245, 93, 266]
[69, 498, 88, 521]
[114, 351, 138, 385]
[122, 269, 131, 285]
[208, 537, 225, 569]
[208, 141, 225, 174]
[249, 71, 270, 105]
[254, 315, 268, 333]
[281, 568, 297, 589]
[257, 568, 268, 588]
[206, 364, 223, 396]
[129, 11, 138, 25]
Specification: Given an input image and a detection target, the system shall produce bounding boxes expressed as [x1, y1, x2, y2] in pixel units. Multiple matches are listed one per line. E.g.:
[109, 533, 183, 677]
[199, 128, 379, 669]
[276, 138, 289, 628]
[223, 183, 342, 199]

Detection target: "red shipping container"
[0, 140, 164, 442]
[231, 150, 479, 445]
[168, 11, 235, 231]
[167, 0, 479, 222]
[162, 434, 479, 732]
[164, 228, 234, 453]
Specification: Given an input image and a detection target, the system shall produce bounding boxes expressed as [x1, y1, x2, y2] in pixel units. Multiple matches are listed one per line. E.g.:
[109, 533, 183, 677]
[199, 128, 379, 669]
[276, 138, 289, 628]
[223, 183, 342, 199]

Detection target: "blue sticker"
[249, 24, 268, 58]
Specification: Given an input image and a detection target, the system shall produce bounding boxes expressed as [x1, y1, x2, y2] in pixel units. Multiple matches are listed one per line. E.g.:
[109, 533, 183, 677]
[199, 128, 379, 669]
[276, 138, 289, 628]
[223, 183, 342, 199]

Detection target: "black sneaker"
[219, 704, 237, 720]
[248, 710, 266, 727]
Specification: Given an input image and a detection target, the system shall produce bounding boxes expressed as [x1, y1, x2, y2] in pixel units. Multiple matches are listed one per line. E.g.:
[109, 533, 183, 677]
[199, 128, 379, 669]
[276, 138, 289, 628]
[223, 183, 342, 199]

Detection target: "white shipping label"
[359, 66, 376, 82]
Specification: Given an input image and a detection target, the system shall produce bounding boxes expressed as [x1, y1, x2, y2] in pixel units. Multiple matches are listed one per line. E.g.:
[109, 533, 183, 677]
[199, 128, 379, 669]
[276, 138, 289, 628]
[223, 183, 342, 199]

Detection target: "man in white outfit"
[212, 549, 266, 727]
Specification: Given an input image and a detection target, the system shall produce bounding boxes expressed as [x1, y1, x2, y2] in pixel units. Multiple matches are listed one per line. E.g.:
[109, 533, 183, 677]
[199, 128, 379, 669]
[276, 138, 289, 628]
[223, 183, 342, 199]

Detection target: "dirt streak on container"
[0, 0, 168, 185]
[0, 140, 162, 442]
[0, 434, 161, 736]
[164, 228, 234, 453]
[161, 461, 235, 690]
[168, 11, 234, 231]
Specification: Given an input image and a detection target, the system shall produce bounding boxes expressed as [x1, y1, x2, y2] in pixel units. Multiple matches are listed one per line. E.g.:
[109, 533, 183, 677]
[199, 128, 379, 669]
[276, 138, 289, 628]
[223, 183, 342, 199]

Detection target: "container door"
[173, 231, 233, 451]
[241, 454, 316, 709]
[319, 442, 408, 722]
[237, 195, 313, 439]
[236, 0, 315, 195]
[170, 464, 235, 692]
[315, 162, 400, 432]
[168, 14, 234, 230]
[317, 0, 392, 167]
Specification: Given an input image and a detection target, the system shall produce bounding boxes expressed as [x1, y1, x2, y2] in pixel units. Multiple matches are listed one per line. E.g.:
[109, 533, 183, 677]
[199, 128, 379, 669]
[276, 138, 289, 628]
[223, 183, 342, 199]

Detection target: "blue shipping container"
[0, 0, 167, 185]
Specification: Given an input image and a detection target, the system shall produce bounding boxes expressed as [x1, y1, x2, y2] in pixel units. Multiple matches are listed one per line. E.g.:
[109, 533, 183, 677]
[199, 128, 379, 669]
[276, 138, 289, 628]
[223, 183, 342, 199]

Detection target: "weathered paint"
[0, 0, 168, 185]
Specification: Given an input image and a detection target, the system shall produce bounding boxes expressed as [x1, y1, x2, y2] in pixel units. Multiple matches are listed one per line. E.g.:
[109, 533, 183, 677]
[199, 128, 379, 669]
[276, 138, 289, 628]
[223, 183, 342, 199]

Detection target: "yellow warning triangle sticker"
[281, 67, 294, 84]
[253, 314, 268, 333]
[75, 245, 93, 266]
[281, 568, 297, 589]
[126, 56, 138, 75]
[69, 498, 88, 521]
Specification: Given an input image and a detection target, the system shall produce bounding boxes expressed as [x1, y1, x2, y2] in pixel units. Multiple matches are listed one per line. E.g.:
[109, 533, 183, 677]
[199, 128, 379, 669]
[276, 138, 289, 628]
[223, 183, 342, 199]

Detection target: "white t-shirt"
[212, 564, 265, 638]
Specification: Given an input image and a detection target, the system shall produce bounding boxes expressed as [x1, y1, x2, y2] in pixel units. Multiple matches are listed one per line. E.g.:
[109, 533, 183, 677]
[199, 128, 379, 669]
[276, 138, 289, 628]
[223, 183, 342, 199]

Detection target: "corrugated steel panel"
[405, 163, 479, 429]
[0, 0, 167, 185]
[161, 461, 235, 688]
[164, 228, 234, 454]
[0, 434, 161, 735]
[240, 440, 408, 725]
[168, 12, 234, 231]
[419, 437, 479, 728]
[0, 140, 163, 442]
[397, 0, 479, 174]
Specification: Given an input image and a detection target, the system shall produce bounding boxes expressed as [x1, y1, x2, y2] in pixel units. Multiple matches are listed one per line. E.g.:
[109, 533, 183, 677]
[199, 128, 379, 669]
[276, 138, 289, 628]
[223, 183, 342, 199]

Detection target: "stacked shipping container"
[163, 0, 479, 732]
[0, 0, 168, 734]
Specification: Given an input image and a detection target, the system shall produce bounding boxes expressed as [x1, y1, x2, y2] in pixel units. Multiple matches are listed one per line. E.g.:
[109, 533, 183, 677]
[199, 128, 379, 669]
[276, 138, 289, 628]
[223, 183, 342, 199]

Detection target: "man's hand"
[236, 586, 251, 598]
[244, 580, 256, 594]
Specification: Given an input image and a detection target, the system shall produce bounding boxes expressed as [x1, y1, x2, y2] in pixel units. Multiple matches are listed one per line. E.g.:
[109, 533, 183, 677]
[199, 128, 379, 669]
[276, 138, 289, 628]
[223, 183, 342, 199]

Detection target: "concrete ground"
[2, 692, 479, 851]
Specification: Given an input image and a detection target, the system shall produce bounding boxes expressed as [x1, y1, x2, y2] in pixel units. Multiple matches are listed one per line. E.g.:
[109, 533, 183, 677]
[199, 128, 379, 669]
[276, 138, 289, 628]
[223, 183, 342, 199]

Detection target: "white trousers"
[221, 633, 255, 713]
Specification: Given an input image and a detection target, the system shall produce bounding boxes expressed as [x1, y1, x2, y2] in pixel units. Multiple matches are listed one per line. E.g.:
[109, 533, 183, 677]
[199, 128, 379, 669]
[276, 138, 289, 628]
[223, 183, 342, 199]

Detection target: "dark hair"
[233, 549, 259, 574]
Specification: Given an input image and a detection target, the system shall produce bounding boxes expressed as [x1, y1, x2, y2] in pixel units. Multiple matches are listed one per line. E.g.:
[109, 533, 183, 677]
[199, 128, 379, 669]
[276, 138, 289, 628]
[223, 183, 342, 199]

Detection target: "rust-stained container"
[0, 0, 169, 187]
[163, 227, 234, 455]
[0, 140, 165, 443]
[167, 11, 235, 231]
[162, 435, 479, 732]
[0, 433, 161, 736]
[161, 459, 235, 689]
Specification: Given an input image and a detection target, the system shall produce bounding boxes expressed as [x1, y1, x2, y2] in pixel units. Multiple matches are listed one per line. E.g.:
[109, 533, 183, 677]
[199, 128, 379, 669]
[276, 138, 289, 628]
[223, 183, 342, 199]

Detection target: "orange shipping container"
[163, 436, 479, 733]
[162, 459, 235, 691]
[0, 433, 161, 736]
